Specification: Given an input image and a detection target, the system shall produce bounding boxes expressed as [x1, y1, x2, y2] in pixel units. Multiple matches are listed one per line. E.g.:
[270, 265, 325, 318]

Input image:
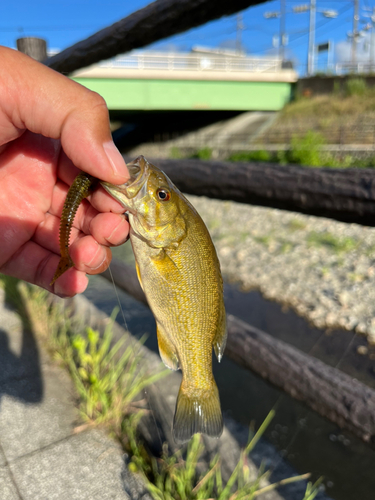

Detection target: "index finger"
[0, 46, 129, 185]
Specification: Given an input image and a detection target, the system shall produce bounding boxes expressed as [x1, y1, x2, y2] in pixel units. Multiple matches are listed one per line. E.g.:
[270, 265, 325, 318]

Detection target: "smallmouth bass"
[53, 155, 227, 443]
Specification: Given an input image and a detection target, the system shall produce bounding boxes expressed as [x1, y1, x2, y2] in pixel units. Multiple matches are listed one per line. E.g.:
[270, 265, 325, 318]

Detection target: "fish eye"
[156, 188, 171, 201]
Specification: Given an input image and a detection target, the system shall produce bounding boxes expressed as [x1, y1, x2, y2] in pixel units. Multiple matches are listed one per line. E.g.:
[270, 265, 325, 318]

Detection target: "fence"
[98, 51, 283, 73]
[150, 124, 375, 149]
[335, 61, 375, 75]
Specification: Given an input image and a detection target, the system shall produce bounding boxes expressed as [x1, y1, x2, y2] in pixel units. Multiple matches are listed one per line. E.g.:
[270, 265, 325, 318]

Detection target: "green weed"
[288, 131, 327, 167]
[170, 146, 183, 159]
[348, 272, 365, 283]
[280, 241, 293, 253]
[14, 280, 168, 430]
[288, 219, 307, 231]
[228, 150, 272, 162]
[333, 80, 341, 96]
[190, 147, 213, 160]
[345, 78, 367, 97]
[253, 235, 272, 246]
[69, 317, 166, 425]
[128, 409, 322, 500]
[307, 232, 358, 253]
[2, 276, 322, 500]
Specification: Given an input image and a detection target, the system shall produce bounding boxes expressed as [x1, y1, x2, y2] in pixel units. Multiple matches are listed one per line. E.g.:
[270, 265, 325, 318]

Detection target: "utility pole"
[371, 8, 375, 70]
[351, 0, 359, 63]
[279, 0, 286, 61]
[236, 13, 244, 54]
[307, 0, 316, 75]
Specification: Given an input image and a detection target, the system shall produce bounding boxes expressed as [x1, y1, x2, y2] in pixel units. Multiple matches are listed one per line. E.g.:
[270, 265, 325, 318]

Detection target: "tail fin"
[173, 381, 223, 444]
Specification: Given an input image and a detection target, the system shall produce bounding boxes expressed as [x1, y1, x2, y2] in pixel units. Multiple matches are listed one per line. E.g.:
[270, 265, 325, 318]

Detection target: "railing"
[152, 125, 375, 147]
[98, 51, 283, 73]
[334, 61, 375, 75]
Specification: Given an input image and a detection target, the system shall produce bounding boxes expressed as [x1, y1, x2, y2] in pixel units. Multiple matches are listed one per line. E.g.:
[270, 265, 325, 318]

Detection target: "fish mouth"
[101, 155, 148, 207]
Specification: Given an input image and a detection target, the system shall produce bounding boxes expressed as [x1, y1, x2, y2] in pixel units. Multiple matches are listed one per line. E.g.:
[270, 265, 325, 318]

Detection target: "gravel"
[186, 194, 375, 343]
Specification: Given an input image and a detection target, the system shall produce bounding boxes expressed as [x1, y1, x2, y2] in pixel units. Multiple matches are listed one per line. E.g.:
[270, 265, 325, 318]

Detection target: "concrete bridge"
[72, 50, 297, 112]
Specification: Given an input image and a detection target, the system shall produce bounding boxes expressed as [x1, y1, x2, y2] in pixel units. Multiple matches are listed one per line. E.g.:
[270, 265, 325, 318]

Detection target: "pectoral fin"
[157, 324, 180, 371]
[135, 260, 144, 291]
[150, 249, 181, 286]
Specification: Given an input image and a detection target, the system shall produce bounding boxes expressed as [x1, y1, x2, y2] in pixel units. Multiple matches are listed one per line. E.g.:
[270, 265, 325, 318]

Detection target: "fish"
[50, 173, 97, 286]
[52, 155, 227, 443]
[102, 156, 226, 443]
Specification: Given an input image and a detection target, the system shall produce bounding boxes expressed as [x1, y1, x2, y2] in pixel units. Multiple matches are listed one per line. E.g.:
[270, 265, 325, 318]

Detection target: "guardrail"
[151, 126, 375, 146]
[98, 51, 283, 73]
[335, 61, 375, 75]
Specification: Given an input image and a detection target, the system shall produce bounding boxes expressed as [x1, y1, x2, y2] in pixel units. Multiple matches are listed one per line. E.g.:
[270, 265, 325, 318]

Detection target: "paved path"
[0, 287, 149, 500]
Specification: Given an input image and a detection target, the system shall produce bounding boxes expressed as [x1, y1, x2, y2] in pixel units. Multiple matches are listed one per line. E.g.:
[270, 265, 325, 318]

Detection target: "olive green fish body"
[50, 173, 96, 285]
[102, 156, 227, 443]
[131, 205, 225, 441]
[51, 156, 227, 443]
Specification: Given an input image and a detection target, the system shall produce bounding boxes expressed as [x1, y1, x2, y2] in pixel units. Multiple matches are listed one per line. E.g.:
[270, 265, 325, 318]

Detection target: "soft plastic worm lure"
[50, 172, 97, 285]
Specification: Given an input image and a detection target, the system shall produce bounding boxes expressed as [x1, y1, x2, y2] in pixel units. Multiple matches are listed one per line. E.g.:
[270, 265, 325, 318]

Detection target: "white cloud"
[335, 33, 375, 63]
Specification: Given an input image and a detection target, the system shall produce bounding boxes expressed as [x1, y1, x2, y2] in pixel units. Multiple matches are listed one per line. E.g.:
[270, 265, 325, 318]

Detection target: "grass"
[259, 79, 375, 147]
[69, 321, 163, 425]
[189, 147, 213, 160]
[227, 130, 375, 169]
[280, 80, 375, 120]
[10, 277, 167, 431]
[288, 219, 307, 231]
[307, 231, 358, 253]
[228, 150, 272, 163]
[127, 410, 323, 500]
[253, 235, 272, 247]
[345, 78, 367, 97]
[0, 274, 323, 500]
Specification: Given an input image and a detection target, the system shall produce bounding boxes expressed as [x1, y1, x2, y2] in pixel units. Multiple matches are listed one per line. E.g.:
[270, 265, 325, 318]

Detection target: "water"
[84, 259, 375, 500]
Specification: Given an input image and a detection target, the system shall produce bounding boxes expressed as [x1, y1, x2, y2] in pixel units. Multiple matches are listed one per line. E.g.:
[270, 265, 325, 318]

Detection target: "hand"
[0, 46, 130, 297]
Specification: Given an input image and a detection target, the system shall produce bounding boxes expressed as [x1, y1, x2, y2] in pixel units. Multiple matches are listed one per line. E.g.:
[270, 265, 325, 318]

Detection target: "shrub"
[170, 146, 183, 159]
[228, 150, 272, 162]
[189, 147, 213, 160]
[345, 78, 367, 97]
[288, 131, 327, 167]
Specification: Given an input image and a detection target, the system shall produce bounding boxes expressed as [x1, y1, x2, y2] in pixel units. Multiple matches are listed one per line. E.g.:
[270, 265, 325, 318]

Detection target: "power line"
[288, 2, 353, 44]
[0, 25, 103, 32]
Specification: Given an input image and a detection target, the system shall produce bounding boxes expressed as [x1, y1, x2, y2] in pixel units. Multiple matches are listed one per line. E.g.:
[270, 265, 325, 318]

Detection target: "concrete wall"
[297, 75, 375, 96]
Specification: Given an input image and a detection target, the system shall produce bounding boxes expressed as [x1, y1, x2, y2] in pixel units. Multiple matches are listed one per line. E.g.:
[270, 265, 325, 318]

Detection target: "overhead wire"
[288, 2, 353, 45]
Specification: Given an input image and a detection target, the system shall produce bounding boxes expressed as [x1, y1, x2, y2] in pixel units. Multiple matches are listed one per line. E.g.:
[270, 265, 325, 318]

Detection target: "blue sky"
[0, 0, 372, 75]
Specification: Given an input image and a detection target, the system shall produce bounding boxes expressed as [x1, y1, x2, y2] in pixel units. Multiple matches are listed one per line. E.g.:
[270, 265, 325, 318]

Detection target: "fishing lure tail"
[173, 380, 223, 443]
[50, 256, 74, 286]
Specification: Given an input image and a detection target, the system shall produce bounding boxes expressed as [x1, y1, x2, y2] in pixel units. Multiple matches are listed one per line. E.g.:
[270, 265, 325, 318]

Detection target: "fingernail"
[103, 141, 128, 181]
[54, 282, 69, 298]
[106, 215, 130, 245]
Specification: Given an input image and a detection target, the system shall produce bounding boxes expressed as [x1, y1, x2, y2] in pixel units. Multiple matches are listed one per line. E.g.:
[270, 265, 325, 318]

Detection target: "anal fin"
[157, 324, 180, 371]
